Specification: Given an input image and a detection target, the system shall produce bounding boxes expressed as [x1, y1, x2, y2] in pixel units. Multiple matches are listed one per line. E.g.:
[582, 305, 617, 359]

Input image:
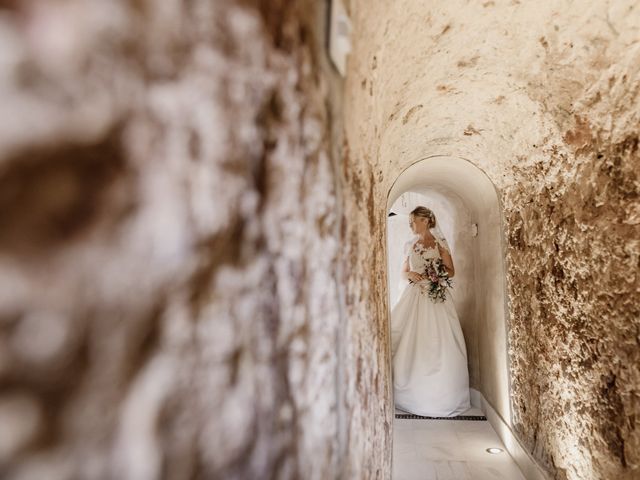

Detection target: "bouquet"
[420, 258, 453, 303]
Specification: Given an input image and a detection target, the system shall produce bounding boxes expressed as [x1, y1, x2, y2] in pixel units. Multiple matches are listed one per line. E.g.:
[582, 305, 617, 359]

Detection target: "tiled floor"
[393, 407, 526, 479]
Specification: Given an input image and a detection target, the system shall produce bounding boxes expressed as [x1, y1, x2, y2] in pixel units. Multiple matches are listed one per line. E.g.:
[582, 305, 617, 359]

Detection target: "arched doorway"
[386, 155, 512, 423]
[386, 155, 535, 478]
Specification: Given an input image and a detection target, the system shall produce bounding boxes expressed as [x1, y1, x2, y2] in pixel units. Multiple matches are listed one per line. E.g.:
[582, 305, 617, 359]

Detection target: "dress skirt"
[391, 280, 471, 417]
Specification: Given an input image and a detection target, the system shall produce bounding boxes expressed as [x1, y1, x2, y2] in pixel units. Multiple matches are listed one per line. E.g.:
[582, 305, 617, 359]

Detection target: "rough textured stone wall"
[343, 1, 639, 479]
[0, 1, 346, 479]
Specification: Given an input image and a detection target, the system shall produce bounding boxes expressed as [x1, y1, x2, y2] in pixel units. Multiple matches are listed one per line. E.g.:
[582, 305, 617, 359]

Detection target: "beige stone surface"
[0, 1, 345, 479]
[0, 1, 638, 479]
[344, 1, 639, 479]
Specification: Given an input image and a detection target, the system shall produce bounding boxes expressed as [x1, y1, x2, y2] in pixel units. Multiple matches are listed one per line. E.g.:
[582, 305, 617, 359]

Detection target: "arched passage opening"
[384, 155, 539, 476]
[386, 155, 512, 423]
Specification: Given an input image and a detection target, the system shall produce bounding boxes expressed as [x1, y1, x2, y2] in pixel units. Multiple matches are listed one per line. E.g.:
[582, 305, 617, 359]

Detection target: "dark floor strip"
[395, 414, 487, 421]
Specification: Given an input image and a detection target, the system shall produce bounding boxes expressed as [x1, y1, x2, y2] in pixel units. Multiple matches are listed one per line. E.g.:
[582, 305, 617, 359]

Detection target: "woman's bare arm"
[402, 257, 424, 283]
[402, 257, 409, 277]
[401, 257, 410, 280]
[438, 245, 455, 278]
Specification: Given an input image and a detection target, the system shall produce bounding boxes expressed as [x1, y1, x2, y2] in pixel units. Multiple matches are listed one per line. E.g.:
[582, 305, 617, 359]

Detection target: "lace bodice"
[408, 240, 440, 272]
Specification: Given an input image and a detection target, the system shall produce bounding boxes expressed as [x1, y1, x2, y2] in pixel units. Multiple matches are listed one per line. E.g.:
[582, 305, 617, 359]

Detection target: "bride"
[391, 206, 471, 417]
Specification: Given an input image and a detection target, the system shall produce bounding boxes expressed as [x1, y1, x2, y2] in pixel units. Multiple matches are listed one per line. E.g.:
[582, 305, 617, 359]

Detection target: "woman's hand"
[407, 271, 424, 283]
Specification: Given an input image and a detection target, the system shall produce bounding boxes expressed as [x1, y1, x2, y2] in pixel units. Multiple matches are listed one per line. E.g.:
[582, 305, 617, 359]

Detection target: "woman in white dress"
[391, 206, 471, 417]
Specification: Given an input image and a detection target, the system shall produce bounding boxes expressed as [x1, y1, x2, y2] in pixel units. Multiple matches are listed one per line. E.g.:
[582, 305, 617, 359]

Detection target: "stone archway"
[385, 154, 513, 430]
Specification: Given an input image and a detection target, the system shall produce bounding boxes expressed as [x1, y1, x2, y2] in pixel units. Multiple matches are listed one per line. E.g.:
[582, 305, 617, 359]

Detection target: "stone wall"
[0, 1, 346, 479]
[1, 1, 638, 479]
[343, 1, 639, 479]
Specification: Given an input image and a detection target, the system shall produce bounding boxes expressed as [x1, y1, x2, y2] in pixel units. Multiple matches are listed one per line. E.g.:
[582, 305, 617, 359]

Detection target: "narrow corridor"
[0, 1, 637, 479]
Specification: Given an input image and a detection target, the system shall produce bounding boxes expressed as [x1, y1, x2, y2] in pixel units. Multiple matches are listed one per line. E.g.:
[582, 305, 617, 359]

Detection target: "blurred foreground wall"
[0, 1, 347, 479]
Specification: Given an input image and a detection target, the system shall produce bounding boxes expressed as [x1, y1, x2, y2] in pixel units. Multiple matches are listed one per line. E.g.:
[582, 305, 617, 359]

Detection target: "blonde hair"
[410, 206, 436, 228]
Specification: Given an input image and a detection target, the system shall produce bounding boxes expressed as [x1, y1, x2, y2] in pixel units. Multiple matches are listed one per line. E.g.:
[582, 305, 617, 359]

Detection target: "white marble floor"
[393, 407, 526, 480]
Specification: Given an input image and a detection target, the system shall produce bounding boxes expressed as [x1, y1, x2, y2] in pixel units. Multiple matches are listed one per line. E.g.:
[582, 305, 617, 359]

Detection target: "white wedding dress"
[391, 238, 471, 417]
